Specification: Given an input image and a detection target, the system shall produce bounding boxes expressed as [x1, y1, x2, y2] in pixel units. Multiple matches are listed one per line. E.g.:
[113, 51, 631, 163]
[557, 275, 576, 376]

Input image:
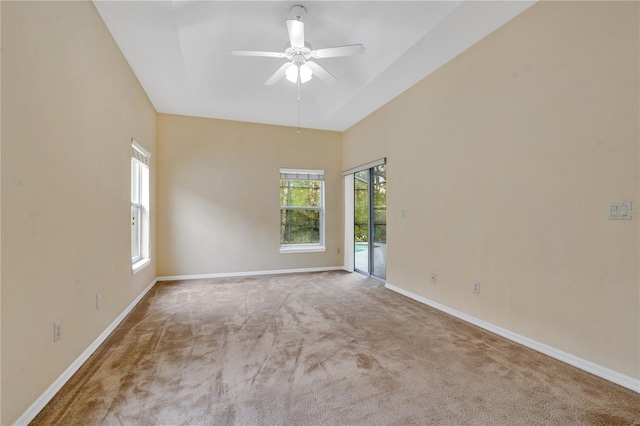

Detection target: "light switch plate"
[608, 202, 632, 220]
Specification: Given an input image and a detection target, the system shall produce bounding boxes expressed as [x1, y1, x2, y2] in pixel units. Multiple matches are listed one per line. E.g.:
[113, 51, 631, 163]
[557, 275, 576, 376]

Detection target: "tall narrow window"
[279, 169, 326, 253]
[131, 140, 150, 272]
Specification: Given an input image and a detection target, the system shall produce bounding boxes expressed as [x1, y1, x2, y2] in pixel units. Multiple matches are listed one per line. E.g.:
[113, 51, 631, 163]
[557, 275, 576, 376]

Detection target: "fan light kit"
[232, 5, 365, 130]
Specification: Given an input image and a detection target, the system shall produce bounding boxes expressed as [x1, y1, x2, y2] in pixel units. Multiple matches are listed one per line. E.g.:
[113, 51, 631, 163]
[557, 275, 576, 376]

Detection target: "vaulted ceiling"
[94, 1, 535, 131]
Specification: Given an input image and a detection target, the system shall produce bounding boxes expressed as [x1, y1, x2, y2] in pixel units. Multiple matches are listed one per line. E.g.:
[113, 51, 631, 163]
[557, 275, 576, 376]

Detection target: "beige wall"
[1, 1, 3, 418]
[1, 2, 157, 424]
[157, 114, 342, 277]
[344, 1, 639, 380]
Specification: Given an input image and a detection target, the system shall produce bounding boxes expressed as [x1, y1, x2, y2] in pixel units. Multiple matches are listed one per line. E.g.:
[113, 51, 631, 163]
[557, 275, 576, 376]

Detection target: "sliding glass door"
[371, 164, 386, 279]
[354, 169, 369, 273]
[354, 164, 386, 280]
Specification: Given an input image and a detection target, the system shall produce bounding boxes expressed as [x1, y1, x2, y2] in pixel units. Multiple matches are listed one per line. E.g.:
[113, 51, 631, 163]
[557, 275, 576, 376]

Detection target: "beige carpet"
[33, 271, 640, 425]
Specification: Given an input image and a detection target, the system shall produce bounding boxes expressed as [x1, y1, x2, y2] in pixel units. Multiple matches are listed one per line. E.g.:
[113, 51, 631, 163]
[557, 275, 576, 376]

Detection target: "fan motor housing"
[285, 45, 311, 62]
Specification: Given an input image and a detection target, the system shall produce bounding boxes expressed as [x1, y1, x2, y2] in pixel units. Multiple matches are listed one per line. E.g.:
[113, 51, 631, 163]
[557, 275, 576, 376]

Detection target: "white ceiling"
[93, 1, 535, 132]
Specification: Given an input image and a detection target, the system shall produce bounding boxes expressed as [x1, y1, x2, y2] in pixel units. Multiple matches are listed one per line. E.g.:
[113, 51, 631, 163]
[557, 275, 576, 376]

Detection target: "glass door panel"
[353, 164, 387, 280]
[371, 164, 386, 279]
[354, 169, 369, 273]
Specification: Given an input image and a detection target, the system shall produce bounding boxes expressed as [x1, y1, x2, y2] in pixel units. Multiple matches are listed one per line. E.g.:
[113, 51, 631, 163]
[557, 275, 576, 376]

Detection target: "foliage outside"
[280, 179, 322, 244]
[354, 165, 386, 243]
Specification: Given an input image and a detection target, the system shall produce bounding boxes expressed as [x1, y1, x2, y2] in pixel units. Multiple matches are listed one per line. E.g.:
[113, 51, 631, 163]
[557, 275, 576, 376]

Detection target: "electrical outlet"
[53, 320, 62, 342]
[472, 281, 480, 294]
[431, 273, 437, 284]
[96, 293, 102, 309]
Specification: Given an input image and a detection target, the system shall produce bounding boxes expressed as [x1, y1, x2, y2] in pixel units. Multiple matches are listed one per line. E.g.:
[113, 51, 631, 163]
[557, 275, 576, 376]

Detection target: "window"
[279, 169, 326, 253]
[131, 140, 150, 273]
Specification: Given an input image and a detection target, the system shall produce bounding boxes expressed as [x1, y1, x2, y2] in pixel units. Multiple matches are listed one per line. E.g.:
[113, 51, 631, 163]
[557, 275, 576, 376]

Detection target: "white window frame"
[279, 168, 326, 254]
[131, 139, 151, 273]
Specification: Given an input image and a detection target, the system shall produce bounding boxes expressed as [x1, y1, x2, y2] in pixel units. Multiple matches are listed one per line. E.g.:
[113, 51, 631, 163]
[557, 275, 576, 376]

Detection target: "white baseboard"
[385, 282, 640, 394]
[157, 266, 344, 282]
[14, 278, 158, 426]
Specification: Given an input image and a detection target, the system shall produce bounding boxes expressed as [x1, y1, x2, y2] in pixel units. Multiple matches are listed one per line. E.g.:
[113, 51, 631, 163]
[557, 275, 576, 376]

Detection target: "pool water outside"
[355, 243, 368, 253]
[354, 243, 381, 253]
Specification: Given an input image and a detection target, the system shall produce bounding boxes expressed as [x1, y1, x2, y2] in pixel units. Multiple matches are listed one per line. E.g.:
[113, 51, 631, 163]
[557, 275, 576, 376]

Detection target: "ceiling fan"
[231, 5, 365, 86]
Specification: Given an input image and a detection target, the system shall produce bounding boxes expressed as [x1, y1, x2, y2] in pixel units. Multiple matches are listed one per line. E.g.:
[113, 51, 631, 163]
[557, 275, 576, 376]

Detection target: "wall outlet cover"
[53, 320, 61, 342]
[608, 201, 632, 220]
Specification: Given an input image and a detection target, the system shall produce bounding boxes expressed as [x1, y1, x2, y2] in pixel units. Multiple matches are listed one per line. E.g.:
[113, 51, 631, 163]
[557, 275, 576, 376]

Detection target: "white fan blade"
[265, 62, 293, 85]
[232, 50, 286, 58]
[306, 61, 336, 84]
[286, 19, 305, 48]
[313, 44, 365, 59]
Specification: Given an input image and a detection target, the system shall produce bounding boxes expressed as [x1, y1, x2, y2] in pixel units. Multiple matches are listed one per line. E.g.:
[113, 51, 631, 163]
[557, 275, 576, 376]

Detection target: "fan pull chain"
[297, 72, 301, 134]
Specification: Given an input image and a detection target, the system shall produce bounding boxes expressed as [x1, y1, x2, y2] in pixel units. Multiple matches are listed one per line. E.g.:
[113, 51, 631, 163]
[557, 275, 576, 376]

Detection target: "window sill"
[279, 245, 326, 254]
[132, 258, 151, 275]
